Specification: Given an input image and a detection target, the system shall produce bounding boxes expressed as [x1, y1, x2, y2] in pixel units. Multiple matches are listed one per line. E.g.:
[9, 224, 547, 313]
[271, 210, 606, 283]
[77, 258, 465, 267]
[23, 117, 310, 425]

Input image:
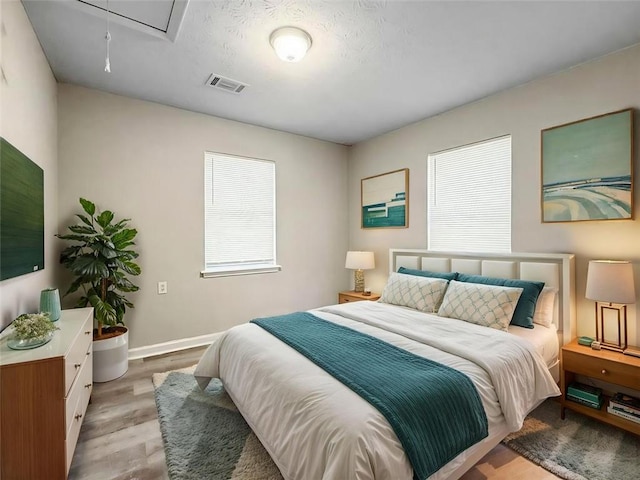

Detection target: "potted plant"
[58, 198, 141, 382]
[8, 313, 59, 350]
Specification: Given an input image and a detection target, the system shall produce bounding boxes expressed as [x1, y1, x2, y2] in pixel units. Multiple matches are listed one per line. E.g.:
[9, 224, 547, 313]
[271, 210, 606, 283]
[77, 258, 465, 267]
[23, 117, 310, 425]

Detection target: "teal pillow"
[456, 273, 544, 329]
[398, 267, 457, 281]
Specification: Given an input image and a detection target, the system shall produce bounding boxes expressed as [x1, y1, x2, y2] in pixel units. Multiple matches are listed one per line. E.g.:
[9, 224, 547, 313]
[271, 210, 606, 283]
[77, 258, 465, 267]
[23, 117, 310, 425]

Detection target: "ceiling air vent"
[206, 74, 249, 94]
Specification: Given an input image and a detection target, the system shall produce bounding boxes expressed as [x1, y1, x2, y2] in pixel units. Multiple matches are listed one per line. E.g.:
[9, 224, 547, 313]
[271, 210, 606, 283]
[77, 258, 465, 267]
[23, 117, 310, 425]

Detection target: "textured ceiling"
[21, 0, 640, 145]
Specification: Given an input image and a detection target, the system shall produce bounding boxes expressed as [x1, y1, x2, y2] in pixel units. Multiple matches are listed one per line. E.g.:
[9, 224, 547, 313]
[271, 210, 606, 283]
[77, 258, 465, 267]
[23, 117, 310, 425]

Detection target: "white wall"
[0, 1, 58, 330]
[348, 44, 640, 345]
[58, 85, 349, 349]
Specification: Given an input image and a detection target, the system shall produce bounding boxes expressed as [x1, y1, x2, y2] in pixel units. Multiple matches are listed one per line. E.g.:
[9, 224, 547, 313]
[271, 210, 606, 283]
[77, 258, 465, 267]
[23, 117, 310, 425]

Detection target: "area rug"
[503, 399, 640, 480]
[153, 367, 639, 480]
[152, 366, 282, 480]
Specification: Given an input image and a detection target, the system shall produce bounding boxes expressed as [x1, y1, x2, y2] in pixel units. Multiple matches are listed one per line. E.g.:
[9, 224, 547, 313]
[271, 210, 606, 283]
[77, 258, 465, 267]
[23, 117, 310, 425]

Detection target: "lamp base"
[600, 344, 624, 353]
[594, 302, 628, 351]
[623, 345, 640, 358]
[354, 269, 365, 293]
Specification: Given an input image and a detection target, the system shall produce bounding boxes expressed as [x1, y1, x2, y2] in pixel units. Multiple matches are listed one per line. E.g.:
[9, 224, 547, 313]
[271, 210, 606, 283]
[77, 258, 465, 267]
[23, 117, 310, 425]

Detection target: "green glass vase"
[39, 288, 61, 322]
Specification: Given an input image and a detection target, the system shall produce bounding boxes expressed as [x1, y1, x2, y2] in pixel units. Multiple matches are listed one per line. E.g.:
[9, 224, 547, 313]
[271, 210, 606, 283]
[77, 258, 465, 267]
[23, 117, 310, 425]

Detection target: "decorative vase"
[39, 288, 61, 322]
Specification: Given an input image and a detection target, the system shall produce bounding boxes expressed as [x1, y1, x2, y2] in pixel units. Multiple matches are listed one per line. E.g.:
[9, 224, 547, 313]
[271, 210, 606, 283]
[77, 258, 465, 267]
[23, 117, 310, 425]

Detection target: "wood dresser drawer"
[65, 342, 93, 435]
[563, 349, 640, 390]
[64, 314, 93, 396]
[66, 353, 92, 473]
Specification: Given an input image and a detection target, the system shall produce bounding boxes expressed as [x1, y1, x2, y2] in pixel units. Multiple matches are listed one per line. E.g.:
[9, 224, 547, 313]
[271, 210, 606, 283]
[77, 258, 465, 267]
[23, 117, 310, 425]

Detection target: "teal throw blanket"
[251, 312, 488, 480]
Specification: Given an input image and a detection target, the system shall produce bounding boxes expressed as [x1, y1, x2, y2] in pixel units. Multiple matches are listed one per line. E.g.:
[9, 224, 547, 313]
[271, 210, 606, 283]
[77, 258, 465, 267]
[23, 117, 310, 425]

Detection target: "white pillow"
[437, 280, 523, 331]
[533, 287, 558, 328]
[379, 272, 449, 313]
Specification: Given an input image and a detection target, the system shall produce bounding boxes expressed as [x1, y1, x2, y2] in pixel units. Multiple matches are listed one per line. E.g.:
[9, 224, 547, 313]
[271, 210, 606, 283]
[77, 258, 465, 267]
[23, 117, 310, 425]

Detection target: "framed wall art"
[0, 138, 45, 280]
[541, 108, 634, 223]
[361, 168, 409, 229]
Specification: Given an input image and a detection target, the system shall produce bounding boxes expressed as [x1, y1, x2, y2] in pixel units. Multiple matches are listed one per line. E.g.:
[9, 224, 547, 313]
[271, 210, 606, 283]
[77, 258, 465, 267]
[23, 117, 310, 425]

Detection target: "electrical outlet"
[158, 281, 168, 295]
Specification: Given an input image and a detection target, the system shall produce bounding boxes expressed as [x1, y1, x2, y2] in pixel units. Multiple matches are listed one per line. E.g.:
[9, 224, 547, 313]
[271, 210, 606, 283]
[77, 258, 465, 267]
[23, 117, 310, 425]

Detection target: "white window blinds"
[203, 152, 279, 276]
[427, 135, 511, 253]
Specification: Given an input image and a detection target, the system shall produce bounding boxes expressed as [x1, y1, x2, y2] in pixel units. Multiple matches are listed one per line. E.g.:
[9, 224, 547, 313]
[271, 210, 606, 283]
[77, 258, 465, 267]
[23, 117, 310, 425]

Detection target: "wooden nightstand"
[338, 290, 381, 304]
[560, 339, 640, 435]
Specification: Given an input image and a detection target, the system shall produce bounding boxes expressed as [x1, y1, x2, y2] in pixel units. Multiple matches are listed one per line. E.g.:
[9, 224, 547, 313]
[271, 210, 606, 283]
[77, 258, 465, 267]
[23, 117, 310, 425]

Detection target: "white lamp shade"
[585, 260, 636, 304]
[345, 251, 375, 270]
[270, 27, 312, 62]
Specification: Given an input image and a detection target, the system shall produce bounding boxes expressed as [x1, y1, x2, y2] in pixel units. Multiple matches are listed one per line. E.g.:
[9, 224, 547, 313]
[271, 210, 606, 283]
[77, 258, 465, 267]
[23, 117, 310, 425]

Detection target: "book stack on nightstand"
[566, 382, 603, 410]
[608, 393, 640, 425]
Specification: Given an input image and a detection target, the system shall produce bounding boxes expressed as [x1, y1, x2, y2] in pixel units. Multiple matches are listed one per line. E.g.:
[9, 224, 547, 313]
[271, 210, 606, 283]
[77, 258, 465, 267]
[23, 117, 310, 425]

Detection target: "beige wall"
[7, 3, 638, 348]
[57, 85, 349, 349]
[0, 1, 58, 329]
[349, 44, 640, 345]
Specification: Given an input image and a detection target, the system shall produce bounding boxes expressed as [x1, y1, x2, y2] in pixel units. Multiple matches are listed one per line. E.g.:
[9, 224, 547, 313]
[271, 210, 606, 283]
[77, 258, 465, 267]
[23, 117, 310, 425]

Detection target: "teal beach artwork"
[361, 169, 408, 228]
[542, 109, 633, 222]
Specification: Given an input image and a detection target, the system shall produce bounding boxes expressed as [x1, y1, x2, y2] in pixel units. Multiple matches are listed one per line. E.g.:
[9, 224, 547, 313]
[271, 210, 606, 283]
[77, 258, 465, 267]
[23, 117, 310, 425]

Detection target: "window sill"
[200, 265, 282, 278]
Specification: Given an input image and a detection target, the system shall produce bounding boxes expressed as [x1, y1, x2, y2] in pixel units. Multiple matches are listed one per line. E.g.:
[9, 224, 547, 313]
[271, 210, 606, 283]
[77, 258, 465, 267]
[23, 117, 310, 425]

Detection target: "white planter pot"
[93, 328, 129, 382]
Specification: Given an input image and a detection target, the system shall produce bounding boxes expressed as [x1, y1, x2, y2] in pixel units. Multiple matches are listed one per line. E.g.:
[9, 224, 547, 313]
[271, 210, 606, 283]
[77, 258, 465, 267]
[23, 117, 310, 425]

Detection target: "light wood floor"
[69, 347, 561, 480]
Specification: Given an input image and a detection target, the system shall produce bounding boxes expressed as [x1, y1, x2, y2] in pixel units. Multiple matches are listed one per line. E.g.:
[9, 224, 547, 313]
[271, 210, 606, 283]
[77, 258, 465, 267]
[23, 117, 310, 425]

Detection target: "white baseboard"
[128, 332, 222, 360]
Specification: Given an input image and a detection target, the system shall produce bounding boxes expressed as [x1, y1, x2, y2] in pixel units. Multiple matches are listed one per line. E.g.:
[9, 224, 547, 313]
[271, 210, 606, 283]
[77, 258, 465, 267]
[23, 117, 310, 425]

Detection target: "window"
[202, 152, 279, 277]
[427, 135, 511, 253]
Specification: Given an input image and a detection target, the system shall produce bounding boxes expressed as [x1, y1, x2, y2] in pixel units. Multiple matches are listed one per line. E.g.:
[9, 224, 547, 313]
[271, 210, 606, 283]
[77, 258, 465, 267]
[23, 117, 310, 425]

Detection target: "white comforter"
[194, 301, 560, 480]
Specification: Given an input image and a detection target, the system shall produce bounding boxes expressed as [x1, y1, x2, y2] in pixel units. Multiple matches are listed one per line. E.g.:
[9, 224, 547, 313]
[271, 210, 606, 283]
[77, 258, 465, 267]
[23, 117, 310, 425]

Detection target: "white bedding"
[194, 301, 560, 480]
[508, 324, 559, 368]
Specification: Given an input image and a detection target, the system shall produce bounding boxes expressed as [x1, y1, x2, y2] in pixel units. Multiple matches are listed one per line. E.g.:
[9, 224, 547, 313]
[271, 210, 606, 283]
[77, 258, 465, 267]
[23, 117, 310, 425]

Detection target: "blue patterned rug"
[154, 367, 639, 480]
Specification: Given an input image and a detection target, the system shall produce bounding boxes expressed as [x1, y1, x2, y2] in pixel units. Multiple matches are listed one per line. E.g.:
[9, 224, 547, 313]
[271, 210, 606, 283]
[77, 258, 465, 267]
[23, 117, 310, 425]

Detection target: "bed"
[195, 249, 576, 479]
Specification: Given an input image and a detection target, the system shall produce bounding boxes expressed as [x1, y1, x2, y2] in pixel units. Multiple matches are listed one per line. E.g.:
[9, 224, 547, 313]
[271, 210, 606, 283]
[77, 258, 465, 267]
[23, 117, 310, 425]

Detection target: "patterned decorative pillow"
[437, 280, 523, 331]
[380, 273, 449, 313]
[456, 273, 544, 329]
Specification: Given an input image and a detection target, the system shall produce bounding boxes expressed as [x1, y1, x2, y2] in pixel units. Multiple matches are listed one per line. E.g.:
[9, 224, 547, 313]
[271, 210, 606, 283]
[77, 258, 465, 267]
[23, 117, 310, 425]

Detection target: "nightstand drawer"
[563, 350, 640, 390]
[339, 293, 359, 304]
[338, 292, 380, 304]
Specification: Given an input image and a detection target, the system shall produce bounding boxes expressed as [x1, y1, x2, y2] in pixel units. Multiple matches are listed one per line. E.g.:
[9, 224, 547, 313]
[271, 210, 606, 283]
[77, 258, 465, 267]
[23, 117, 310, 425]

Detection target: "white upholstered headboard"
[389, 249, 576, 345]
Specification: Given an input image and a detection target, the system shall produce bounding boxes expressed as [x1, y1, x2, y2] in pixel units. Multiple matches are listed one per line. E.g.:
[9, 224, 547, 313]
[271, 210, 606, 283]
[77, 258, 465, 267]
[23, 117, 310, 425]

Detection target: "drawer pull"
[74, 363, 81, 369]
[75, 413, 83, 421]
[601, 369, 607, 375]
[344, 298, 351, 302]
[86, 352, 91, 356]
[85, 383, 92, 389]
[85, 331, 91, 335]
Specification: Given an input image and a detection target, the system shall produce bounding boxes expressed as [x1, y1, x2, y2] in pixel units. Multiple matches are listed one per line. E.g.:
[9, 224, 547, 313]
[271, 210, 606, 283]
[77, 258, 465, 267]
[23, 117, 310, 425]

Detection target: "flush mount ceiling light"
[269, 26, 312, 62]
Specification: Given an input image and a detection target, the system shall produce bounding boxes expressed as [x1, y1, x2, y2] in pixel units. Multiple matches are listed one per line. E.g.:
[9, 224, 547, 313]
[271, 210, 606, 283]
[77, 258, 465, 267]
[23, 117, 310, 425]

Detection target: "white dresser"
[0, 308, 93, 479]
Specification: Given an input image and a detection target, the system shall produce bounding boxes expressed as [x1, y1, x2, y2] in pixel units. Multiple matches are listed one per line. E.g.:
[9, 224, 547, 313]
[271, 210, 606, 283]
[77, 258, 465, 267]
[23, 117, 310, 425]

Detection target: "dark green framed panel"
[1, 138, 44, 280]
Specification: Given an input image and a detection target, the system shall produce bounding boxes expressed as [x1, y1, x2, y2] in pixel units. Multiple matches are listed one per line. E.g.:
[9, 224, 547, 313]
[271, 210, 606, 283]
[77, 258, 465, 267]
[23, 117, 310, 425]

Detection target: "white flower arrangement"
[12, 313, 59, 340]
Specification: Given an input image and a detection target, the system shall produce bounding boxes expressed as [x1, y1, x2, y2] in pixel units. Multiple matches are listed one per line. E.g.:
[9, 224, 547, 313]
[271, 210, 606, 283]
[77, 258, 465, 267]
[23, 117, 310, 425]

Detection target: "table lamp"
[345, 251, 375, 293]
[585, 260, 636, 352]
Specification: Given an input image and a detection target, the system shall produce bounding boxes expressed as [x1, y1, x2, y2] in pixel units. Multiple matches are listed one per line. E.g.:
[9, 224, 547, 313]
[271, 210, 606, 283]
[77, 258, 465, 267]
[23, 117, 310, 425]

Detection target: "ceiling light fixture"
[269, 26, 312, 63]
